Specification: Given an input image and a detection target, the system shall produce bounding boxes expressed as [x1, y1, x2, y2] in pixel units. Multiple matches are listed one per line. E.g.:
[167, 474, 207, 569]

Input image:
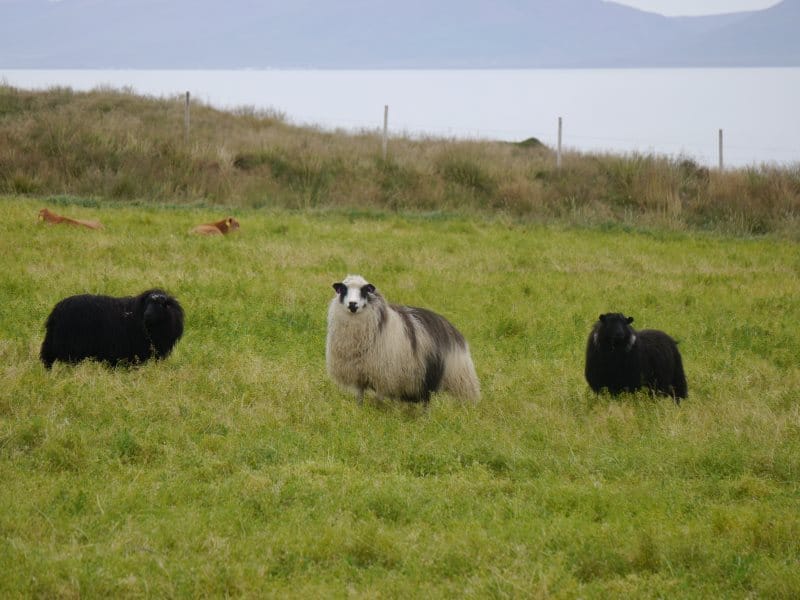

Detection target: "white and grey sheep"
[326, 275, 480, 403]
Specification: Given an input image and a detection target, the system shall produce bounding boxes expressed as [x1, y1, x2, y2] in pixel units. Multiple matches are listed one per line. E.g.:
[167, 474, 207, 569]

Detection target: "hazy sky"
[8, 0, 784, 16]
[611, 0, 782, 16]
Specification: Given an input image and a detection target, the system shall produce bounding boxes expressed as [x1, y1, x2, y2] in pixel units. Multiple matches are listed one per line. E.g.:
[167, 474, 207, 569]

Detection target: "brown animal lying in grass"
[38, 208, 103, 230]
[190, 216, 240, 235]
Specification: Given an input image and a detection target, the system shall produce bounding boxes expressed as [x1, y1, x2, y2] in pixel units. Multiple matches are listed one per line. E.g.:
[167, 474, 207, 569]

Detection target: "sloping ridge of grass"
[1, 83, 799, 236]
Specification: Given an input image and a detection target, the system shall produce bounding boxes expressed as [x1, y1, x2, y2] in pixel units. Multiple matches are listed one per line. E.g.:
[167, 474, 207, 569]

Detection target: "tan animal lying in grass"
[190, 216, 240, 235]
[38, 208, 103, 230]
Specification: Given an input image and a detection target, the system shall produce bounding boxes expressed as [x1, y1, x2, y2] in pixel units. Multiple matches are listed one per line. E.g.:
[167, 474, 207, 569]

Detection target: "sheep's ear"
[599, 314, 606, 323]
[364, 284, 376, 295]
[333, 283, 345, 294]
[627, 316, 634, 324]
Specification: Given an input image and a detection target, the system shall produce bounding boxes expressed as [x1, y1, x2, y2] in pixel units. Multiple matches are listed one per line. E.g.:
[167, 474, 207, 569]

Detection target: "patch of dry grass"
[2, 84, 799, 235]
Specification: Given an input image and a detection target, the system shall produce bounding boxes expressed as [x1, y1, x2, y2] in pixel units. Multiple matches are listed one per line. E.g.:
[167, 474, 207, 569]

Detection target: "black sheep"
[40, 289, 184, 369]
[584, 313, 687, 403]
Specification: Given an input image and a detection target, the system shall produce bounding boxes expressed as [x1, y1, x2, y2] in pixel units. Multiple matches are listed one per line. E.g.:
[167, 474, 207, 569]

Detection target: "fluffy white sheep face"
[332, 274, 376, 315]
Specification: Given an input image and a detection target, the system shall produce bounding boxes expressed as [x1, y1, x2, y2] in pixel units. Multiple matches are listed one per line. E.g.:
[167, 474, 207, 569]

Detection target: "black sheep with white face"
[40, 289, 184, 368]
[585, 313, 688, 403]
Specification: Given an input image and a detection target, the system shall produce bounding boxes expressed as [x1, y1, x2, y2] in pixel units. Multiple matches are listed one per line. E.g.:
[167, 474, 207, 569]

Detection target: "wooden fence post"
[718, 128, 724, 171]
[557, 116, 563, 170]
[382, 105, 389, 160]
[184, 91, 190, 144]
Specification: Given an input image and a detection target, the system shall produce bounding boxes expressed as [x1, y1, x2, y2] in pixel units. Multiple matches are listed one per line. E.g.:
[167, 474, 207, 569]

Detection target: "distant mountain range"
[1, 0, 798, 69]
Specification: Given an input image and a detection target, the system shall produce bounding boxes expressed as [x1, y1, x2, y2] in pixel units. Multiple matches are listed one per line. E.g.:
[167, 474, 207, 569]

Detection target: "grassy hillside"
[1, 84, 799, 236]
[1, 197, 799, 597]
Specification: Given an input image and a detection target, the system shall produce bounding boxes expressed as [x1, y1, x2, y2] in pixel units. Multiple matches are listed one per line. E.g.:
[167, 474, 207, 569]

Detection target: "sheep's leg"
[670, 387, 681, 406]
[355, 388, 365, 405]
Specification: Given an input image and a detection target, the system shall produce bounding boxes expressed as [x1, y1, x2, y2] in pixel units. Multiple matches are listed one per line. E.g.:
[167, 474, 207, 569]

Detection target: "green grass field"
[1, 197, 799, 598]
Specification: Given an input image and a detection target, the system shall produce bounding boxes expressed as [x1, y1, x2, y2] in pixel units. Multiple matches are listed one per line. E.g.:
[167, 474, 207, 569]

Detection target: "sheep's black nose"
[348, 302, 358, 313]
